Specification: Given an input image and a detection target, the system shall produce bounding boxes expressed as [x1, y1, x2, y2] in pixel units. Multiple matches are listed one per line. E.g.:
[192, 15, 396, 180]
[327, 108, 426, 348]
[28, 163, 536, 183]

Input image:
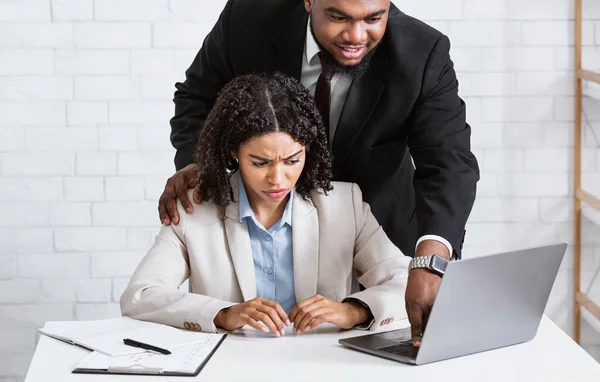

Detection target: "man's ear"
[304, 0, 313, 13]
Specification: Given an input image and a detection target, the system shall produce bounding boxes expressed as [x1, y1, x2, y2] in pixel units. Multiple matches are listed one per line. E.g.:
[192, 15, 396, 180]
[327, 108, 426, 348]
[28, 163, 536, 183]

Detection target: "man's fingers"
[158, 181, 177, 225]
[193, 184, 202, 204]
[165, 197, 180, 225]
[408, 304, 424, 347]
[187, 170, 199, 187]
[158, 199, 170, 225]
[174, 177, 193, 214]
[421, 308, 431, 333]
[156, 164, 200, 224]
[160, 180, 181, 225]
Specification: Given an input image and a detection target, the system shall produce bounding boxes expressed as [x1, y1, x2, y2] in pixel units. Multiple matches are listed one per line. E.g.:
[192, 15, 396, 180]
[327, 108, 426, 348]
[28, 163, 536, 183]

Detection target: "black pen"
[123, 338, 171, 355]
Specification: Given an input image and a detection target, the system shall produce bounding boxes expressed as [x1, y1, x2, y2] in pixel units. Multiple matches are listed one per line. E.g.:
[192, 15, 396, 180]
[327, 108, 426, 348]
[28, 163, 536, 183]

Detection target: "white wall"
[0, 0, 599, 379]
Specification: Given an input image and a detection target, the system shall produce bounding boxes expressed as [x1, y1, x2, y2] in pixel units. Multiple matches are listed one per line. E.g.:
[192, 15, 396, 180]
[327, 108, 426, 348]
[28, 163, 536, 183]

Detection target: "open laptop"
[339, 243, 567, 365]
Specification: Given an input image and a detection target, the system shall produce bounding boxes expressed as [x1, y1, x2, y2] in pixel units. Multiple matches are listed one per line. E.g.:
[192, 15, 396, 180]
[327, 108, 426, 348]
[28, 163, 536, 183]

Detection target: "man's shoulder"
[387, 5, 444, 39]
[231, 0, 299, 9]
[384, 6, 446, 53]
[229, 0, 301, 22]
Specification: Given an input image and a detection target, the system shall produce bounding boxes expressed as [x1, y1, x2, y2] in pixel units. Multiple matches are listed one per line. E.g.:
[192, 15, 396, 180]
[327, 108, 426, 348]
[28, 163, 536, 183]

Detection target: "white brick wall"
[0, 0, 599, 380]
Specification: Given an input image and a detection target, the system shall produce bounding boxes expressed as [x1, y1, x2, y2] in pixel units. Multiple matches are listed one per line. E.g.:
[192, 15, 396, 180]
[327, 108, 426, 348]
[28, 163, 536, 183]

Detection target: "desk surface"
[26, 316, 600, 382]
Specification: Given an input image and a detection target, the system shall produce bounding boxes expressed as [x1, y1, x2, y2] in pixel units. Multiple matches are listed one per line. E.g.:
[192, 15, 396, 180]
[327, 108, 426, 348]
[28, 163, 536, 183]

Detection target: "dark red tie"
[314, 53, 334, 130]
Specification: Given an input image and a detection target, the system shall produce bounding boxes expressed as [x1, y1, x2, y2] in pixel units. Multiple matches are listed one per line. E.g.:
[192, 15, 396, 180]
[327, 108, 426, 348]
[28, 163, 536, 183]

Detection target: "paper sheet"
[39, 317, 217, 356]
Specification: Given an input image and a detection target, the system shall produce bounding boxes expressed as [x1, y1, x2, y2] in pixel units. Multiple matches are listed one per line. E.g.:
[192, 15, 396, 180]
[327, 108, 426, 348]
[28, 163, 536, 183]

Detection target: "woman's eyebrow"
[283, 150, 303, 160]
[248, 154, 271, 162]
[248, 149, 303, 162]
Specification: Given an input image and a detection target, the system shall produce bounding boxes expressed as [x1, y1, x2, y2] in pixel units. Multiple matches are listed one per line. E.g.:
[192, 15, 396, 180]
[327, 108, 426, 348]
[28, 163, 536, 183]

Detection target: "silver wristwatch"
[408, 255, 449, 277]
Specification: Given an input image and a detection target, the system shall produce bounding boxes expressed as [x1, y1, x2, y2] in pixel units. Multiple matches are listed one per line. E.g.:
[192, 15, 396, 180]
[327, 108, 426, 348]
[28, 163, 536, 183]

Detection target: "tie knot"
[318, 52, 334, 81]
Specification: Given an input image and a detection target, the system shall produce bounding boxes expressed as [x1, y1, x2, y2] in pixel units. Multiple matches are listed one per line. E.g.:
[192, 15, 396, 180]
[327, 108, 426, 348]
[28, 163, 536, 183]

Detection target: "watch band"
[408, 255, 449, 277]
[409, 256, 432, 269]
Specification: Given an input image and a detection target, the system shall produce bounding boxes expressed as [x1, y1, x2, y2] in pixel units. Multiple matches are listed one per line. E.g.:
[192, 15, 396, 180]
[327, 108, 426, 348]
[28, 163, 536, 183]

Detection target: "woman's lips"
[263, 188, 289, 199]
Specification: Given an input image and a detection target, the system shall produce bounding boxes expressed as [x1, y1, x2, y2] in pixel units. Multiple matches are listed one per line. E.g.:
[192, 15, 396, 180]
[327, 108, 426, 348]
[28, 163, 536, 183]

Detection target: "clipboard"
[72, 334, 226, 377]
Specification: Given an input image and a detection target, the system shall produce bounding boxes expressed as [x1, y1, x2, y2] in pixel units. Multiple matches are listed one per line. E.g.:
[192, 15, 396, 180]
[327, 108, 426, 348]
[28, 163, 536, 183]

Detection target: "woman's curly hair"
[193, 73, 333, 208]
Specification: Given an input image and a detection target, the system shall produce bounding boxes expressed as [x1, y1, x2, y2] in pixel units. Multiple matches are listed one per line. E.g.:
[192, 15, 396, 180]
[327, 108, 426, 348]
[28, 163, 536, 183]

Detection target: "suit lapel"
[268, 2, 308, 80]
[223, 175, 257, 301]
[292, 192, 319, 301]
[332, 46, 388, 172]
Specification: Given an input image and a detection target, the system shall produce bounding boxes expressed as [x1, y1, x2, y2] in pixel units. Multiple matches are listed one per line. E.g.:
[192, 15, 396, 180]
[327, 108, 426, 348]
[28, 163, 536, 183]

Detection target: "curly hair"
[193, 73, 333, 207]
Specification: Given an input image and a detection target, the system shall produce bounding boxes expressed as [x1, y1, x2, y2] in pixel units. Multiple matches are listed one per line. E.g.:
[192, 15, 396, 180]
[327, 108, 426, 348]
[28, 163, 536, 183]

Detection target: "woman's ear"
[230, 151, 238, 162]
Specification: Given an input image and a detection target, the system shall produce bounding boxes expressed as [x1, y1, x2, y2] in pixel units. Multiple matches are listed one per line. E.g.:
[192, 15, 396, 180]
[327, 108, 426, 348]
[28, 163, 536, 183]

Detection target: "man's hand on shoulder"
[158, 164, 201, 225]
[405, 239, 450, 347]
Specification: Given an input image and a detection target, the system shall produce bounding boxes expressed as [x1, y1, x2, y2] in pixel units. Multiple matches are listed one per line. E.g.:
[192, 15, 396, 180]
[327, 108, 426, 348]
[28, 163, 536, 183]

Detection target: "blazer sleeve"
[407, 34, 480, 258]
[343, 183, 411, 330]
[120, 208, 236, 333]
[169, 0, 235, 170]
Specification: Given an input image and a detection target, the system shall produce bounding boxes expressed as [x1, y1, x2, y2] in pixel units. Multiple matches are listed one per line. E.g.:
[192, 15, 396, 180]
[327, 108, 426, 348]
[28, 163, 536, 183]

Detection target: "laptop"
[339, 243, 567, 365]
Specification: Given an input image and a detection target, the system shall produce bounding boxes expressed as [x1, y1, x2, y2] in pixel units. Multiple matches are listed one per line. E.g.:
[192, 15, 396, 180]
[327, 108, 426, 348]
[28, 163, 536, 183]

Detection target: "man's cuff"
[174, 150, 194, 171]
[416, 235, 453, 260]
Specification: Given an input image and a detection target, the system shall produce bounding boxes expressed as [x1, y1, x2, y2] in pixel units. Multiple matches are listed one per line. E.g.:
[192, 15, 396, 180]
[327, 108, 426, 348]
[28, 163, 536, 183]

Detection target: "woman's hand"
[213, 298, 291, 337]
[289, 295, 370, 334]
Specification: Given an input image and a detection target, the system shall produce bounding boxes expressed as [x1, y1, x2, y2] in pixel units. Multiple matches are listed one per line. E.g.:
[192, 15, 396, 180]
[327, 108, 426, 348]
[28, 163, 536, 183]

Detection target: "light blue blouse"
[238, 174, 297, 314]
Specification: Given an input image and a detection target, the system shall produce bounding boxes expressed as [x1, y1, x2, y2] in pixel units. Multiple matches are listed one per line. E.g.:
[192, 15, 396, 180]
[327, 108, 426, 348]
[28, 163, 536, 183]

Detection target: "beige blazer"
[120, 176, 410, 333]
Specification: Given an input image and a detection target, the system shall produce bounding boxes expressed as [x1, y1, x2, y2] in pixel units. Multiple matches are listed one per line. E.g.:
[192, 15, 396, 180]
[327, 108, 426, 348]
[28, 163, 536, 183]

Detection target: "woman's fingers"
[240, 313, 269, 333]
[289, 295, 321, 324]
[259, 300, 290, 330]
[293, 301, 327, 333]
[302, 314, 330, 332]
[295, 305, 331, 333]
[252, 311, 281, 337]
[271, 301, 291, 327]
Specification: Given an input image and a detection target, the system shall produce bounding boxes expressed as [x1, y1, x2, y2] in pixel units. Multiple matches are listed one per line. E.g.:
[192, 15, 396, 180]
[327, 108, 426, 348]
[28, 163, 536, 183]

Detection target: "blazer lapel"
[292, 192, 319, 302]
[331, 46, 388, 173]
[268, 2, 308, 80]
[223, 175, 257, 301]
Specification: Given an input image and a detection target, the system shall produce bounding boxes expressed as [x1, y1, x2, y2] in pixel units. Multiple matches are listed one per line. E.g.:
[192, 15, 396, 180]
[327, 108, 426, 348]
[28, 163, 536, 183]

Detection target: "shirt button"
[267, 268, 273, 274]
[265, 236, 271, 241]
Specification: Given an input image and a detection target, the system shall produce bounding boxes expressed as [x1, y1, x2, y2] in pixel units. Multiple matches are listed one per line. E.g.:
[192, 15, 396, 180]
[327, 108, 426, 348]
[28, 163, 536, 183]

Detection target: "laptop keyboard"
[378, 340, 419, 358]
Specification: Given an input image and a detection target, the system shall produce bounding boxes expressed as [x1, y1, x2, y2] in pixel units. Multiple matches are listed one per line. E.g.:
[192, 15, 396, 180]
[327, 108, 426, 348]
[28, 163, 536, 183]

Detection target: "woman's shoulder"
[309, 181, 361, 207]
[177, 189, 223, 224]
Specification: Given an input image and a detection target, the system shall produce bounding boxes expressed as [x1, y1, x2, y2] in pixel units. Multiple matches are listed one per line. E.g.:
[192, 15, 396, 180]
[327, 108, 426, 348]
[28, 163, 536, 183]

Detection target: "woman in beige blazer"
[121, 73, 410, 337]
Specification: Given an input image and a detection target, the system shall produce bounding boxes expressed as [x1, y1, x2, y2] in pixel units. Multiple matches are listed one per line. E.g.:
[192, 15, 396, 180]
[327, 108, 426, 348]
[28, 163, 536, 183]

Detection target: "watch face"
[430, 255, 449, 274]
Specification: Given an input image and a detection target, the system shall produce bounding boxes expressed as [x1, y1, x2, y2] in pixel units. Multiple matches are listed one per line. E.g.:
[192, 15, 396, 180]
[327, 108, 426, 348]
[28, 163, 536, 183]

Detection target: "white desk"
[26, 316, 600, 382]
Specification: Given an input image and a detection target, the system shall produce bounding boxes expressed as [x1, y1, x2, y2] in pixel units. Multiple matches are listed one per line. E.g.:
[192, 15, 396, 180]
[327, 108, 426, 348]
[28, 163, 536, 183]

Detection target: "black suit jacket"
[170, 0, 480, 258]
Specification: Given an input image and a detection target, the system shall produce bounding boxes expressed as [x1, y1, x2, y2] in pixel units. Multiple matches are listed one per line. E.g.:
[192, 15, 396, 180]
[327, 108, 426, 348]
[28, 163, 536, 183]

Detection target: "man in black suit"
[158, 0, 479, 345]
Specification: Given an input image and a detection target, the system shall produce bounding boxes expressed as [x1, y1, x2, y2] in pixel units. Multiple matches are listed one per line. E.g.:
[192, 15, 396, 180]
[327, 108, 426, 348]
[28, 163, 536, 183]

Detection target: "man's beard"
[309, 20, 381, 79]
